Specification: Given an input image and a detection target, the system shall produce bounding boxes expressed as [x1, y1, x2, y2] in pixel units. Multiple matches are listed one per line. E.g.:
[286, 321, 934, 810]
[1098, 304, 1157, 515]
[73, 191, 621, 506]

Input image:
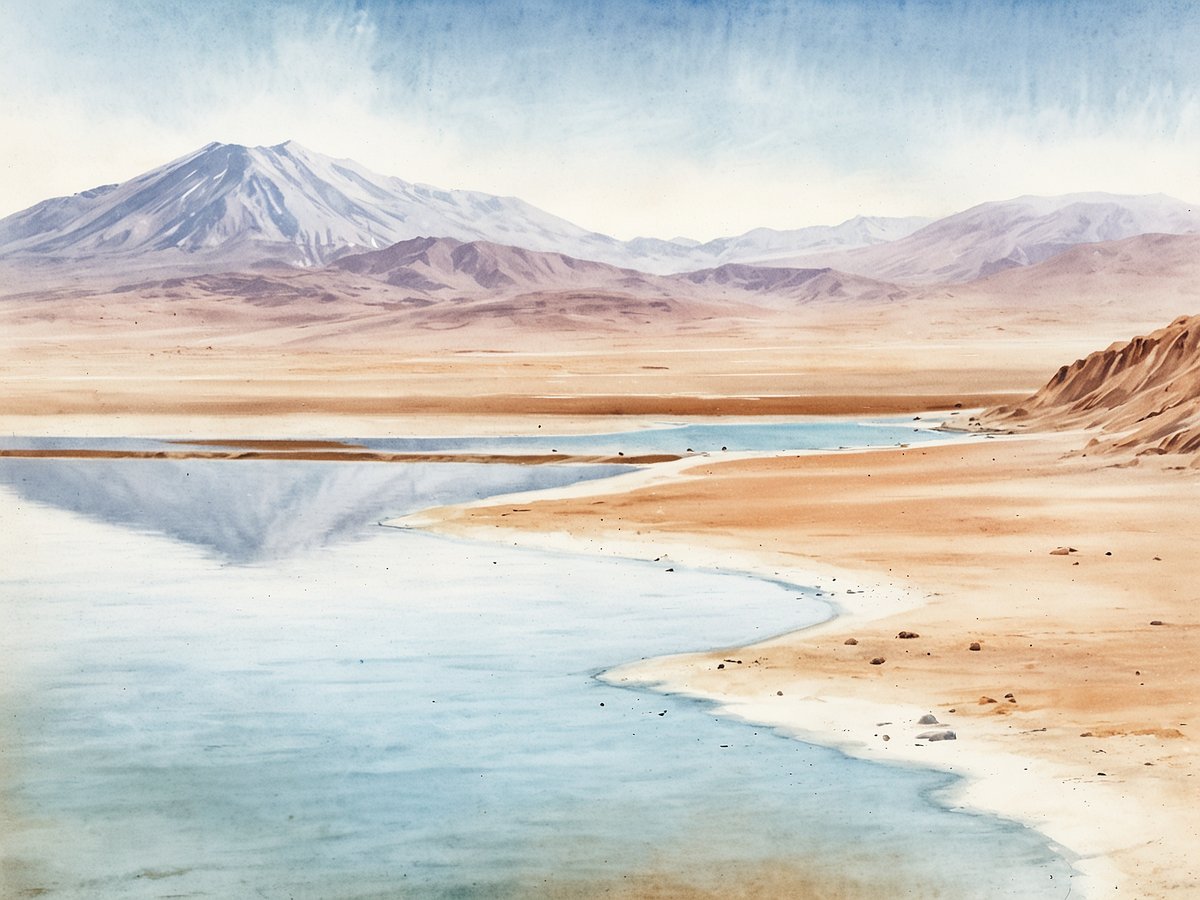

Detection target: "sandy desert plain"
[3, 158, 1200, 898]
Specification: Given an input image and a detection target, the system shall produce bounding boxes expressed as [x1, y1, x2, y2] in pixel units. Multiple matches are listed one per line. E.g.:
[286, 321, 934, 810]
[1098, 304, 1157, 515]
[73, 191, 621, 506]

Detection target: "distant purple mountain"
[772, 192, 1200, 283]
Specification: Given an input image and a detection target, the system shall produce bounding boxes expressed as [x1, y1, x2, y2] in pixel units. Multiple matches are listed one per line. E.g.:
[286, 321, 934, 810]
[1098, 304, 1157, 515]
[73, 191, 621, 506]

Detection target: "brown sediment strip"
[0, 448, 679, 465]
[0, 392, 1024, 418]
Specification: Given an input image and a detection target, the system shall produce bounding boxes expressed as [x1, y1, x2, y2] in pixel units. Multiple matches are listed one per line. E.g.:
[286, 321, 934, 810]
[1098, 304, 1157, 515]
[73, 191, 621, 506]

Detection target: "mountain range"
[2, 140, 1195, 289]
[0, 141, 928, 279]
[778, 193, 1200, 283]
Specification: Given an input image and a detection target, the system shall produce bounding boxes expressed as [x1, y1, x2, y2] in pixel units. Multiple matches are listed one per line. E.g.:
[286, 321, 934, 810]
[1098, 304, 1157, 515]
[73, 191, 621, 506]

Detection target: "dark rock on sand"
[917, 730, 957, 741]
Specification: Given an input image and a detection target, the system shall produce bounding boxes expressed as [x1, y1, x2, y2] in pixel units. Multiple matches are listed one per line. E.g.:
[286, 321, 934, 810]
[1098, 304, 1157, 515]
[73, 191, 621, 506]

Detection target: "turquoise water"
[0, 425, 1072, 898]
[356, 417, 947, 455]
[0, 415, 947, 457]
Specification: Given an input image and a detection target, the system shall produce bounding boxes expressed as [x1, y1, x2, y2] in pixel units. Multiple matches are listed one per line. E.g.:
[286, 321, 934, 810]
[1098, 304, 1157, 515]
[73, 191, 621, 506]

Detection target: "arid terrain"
[3, 144, 1200, 897]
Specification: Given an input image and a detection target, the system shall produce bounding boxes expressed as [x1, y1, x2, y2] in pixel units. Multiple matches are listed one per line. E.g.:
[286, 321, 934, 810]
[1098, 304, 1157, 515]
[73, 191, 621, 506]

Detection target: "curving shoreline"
[396, 433, 1200, 898]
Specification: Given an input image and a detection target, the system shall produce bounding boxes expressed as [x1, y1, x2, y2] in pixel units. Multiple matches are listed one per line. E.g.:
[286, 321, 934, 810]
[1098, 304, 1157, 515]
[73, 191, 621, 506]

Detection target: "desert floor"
[4, 290, 1198, 896]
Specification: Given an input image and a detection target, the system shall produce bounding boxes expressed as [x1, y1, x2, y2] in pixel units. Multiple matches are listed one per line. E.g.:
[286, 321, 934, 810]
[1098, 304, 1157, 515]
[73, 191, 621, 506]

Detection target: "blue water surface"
[0, 422, 1070, 899]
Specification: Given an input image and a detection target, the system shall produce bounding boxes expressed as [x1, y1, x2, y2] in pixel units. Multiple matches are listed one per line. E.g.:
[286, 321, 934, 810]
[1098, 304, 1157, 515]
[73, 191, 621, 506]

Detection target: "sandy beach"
[396, 430, 1200, 898]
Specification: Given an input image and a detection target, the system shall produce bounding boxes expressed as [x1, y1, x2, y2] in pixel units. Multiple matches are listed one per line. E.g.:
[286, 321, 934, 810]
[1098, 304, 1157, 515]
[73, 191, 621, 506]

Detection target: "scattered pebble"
[776, 690, 783, 696]
[918, 714, 939, 725]
[1150, 620, 1164, 626]
[917, 730, 957, 741]
[869, 657, 886, 665]
[717, 663, 725, 670]
[979, 696, 997, 704]
[969, 642, 982, 651]
[897, 631, 920, 639]
[844, 637, 859, 645]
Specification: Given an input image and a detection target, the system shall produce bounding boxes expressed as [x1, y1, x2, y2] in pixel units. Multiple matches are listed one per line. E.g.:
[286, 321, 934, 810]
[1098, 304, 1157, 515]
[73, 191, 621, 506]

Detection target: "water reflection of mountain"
[0, 458, 621, 563]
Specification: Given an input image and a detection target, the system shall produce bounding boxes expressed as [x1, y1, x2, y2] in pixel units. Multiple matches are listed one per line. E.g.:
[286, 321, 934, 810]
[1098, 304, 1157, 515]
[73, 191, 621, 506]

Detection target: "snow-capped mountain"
[773, 193, 1200, 284]
[0, 141, 929, 279]
[615, 215, 932, 271]
[4, 142, 1186, 287]
[0, 141, 634, 273]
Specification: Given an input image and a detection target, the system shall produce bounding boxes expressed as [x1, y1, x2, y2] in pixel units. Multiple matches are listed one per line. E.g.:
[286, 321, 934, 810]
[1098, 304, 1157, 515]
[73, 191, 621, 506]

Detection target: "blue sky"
[1, 0, 1197, 238]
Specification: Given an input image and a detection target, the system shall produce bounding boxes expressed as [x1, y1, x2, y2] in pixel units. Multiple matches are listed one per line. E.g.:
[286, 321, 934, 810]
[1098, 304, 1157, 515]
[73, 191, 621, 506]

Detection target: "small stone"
[882, 734, 891, 741]
[969, 642, 981, 651]
[1004, 693, 1015, 699]
[717, 663, 725, 670]
[979, 696, 997, 704]
[869, 657, 886, 666]
[918, 714, 939, 725]
[776, 691, 783, 696]
[1150, 620, 1164, 626]
[844, 637, 858, 645]
[917, 730, 957, 741]
[1049, 547, 1071, 556]
[897, 631, 920, 639]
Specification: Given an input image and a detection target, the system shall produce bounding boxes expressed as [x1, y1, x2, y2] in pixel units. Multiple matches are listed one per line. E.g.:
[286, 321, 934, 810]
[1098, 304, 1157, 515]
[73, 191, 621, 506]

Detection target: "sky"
[1, 0, 1197, 240]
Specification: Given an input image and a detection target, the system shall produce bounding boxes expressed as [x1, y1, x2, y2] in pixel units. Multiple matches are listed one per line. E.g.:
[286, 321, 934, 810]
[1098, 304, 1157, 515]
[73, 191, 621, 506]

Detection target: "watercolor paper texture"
[1, 2, 1198, 898]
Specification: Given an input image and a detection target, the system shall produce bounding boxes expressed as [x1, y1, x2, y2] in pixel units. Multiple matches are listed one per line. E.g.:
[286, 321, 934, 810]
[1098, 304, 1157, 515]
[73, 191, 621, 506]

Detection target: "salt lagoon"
[0, 423, 1075, 898]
